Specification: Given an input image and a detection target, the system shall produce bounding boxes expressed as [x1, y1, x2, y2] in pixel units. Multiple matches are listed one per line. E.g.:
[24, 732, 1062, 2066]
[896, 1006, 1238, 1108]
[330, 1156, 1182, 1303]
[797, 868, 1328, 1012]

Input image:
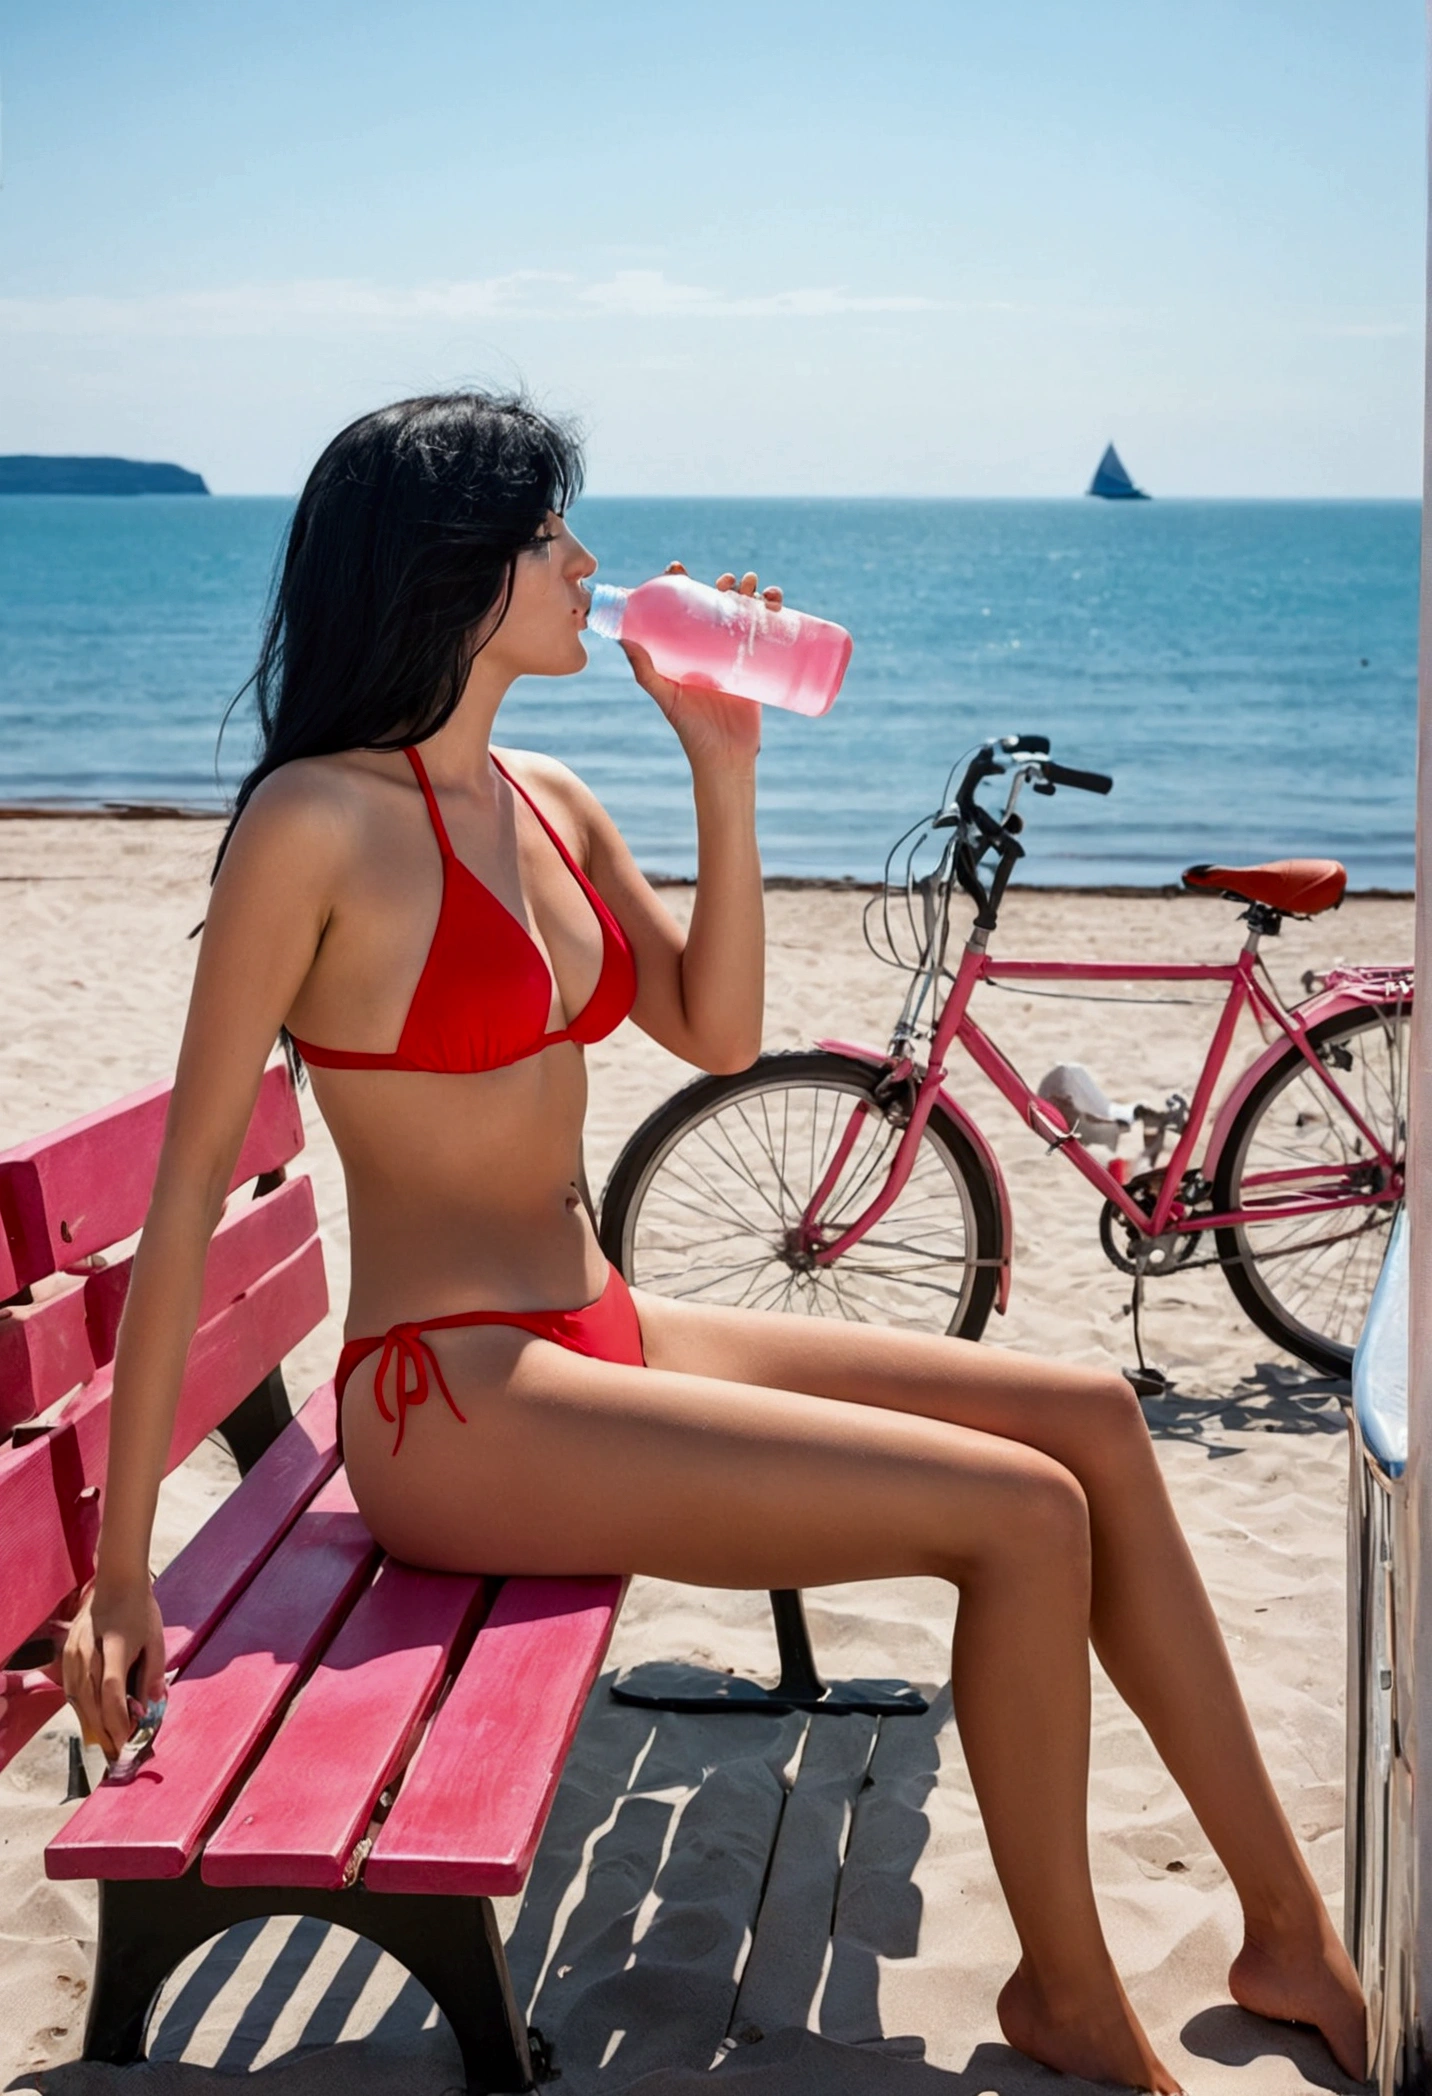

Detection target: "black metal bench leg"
[85, 1877, 537, 2093]
[216, 1366, 294, 1476]
[611, 1586, 928, 1717]
[86, 1880, 189, 2065]
[365, 1889, 535, 2094]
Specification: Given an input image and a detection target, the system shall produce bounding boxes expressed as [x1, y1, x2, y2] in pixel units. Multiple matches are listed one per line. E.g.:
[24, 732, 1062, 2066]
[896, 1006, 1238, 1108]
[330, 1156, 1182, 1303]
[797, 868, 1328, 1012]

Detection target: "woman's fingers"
[140, 1627, 168, 1708]
[619, 637, 657, 682]
[60, 1624, 87, 1709]
[711, 569, 782, 604]
[619, 638, 681, 712]
[671, 562, 781, 606]
[98, 1635, 135, 1760]
[62, 1616, 106, 1756]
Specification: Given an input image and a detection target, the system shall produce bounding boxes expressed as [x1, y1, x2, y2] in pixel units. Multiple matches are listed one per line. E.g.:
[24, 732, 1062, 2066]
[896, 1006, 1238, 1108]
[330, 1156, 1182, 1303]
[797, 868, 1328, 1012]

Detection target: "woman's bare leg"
[342, 1327, 1180, 2092]
[633, 1294, 1367, 2080]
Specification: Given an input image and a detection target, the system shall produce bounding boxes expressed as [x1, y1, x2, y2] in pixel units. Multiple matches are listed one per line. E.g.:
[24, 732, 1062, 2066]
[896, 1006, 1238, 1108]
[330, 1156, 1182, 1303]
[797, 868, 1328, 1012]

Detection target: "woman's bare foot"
[1229, 1911, 1369, 2082]
[998, 1959, 1186, 2092]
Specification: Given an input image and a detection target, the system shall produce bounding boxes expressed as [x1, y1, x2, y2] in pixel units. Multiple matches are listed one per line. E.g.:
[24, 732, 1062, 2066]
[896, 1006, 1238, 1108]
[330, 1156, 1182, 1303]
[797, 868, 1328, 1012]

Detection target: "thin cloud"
[575, 269, 953, 317]
[0, 272, 570, 337]
[1313, 320, 1415, 340]
[0, 268, 956, 337]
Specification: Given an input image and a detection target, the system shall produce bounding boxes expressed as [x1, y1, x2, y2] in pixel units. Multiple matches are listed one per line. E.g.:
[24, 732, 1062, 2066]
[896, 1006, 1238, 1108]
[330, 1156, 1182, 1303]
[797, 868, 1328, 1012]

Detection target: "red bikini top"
[288, 746, 637, 1075]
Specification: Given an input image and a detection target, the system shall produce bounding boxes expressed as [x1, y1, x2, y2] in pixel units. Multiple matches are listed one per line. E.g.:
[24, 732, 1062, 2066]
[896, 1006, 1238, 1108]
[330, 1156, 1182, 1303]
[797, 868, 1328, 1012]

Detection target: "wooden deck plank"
[725, 1714, 878, 2042]
[45, 1473, 376, 1882]
[203, 1560, 485, 1889]
[365, 1574, 625, 1898]
[0, 1062, 303, 1287]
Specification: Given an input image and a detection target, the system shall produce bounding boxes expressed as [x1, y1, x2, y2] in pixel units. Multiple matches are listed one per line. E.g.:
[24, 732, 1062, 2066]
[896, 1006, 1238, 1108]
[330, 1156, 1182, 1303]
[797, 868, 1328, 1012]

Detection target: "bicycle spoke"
[1220, 1003, 1410, 1365]
[617, 1066, 990, 1337]
[690, 1117, 789, 1224]
[653, 1146, 783, 1235]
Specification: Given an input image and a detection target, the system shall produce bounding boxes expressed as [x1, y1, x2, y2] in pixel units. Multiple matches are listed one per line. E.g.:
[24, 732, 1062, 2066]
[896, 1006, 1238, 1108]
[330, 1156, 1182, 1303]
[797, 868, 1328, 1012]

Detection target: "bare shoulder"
[220, 752, 392, 888]
[493, 744, 614, 845]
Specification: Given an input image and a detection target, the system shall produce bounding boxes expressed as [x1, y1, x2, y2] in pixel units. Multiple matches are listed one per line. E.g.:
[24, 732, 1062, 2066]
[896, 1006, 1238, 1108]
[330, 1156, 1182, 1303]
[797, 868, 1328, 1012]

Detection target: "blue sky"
[0, 1, 1423, 495]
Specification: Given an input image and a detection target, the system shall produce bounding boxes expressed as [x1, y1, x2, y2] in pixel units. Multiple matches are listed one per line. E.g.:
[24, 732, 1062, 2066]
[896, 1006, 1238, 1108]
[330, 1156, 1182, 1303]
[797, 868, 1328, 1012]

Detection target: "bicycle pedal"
[1124, 1366, 1170, 1399]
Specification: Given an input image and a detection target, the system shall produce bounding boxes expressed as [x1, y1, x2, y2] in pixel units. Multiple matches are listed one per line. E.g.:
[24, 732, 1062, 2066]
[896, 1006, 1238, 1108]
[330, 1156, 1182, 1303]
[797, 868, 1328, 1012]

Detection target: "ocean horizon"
[0, 494, 1418, 889]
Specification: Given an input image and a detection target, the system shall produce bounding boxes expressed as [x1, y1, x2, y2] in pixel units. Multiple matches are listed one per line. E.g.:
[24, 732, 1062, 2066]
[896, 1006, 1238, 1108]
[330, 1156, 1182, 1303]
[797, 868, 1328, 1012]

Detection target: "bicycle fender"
[1202, 986, 1408, 1181]
[816, 1037, 1013, 1313]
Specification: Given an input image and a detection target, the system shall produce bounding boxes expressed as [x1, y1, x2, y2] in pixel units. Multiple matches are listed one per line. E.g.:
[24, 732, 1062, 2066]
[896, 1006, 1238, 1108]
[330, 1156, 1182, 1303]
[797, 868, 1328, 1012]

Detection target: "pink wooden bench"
[0, 1067, 624, 2092]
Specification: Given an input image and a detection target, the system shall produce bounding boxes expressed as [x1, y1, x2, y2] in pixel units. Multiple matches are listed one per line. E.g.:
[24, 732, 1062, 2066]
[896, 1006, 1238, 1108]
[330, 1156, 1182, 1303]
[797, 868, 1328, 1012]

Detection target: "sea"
[0, 495, 1418, 889]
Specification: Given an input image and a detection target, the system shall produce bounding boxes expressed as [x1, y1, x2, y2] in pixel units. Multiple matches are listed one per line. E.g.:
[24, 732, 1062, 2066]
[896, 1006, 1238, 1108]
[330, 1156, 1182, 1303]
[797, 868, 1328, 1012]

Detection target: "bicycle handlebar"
[1038, 760, 1113, 795]
[936, 738, 1115, 933]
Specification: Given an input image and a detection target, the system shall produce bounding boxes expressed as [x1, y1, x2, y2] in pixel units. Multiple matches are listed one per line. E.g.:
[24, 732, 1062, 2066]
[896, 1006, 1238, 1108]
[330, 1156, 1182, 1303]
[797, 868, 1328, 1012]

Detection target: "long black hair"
[217, 389, 583, 868]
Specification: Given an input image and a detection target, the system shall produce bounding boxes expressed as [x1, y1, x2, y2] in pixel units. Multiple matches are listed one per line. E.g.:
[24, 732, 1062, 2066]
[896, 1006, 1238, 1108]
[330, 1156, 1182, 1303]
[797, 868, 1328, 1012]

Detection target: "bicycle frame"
[801, 924, 1404, 1268]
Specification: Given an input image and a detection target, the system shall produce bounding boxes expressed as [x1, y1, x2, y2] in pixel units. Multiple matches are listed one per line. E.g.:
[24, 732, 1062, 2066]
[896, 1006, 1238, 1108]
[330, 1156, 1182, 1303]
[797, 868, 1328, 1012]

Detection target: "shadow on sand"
[1140, 1358, 1349, 1457]
[20, 1672, 957, 2094]
[1178, 2002, 1365, 2094]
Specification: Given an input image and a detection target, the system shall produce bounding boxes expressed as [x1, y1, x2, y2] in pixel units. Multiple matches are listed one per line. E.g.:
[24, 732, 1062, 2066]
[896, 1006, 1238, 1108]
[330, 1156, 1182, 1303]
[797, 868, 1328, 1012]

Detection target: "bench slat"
[84, 1174, 319, 1373]
[0, 1062, 303, 1289]
[0, 1375, 111, 1666]
[156, 1382, 339, 1675]
[46, 1472, 376, 1882]
[0, 1236, 326, 1665]
[0, 1670, 66, 1770]
[1, 1177, 319, 1438]
[203, 1560, 485, 1890]
[365, 1574, 625, 1898]
[0, 1384, 336, 1779]
[0, 1278, 91, 1438]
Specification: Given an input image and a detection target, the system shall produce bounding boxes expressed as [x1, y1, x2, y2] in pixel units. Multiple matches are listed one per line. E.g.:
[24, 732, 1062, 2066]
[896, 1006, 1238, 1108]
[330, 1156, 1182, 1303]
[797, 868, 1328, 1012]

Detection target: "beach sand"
[0, 815, 1412, 2095]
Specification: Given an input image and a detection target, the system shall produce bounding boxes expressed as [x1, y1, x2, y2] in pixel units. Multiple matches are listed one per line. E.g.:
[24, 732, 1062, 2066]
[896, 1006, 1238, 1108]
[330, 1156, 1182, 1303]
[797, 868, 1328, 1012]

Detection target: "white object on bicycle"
[1037, 1064, 1136, 1152]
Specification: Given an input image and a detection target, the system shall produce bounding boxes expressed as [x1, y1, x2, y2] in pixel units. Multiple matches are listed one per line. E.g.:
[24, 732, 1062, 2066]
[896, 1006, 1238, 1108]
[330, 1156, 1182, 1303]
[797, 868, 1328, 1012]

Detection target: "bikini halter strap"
[403, 745, 456, 859]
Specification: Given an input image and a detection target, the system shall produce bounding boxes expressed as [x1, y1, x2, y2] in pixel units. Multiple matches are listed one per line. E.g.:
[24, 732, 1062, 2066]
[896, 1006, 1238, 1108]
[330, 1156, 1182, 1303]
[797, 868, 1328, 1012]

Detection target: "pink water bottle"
[585, 574, 852, 716]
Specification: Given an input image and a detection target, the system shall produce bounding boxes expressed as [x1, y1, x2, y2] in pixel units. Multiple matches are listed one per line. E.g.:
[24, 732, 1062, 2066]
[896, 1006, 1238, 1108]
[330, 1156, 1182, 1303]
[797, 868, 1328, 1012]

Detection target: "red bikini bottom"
[334, 1263, 645, 1458]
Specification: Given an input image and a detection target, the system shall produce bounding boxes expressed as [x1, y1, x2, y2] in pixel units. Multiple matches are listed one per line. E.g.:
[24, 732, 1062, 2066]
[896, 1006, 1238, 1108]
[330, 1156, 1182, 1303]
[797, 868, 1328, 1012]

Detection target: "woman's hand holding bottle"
[590, 557, 850, 726]
[618, 564, 777, 771]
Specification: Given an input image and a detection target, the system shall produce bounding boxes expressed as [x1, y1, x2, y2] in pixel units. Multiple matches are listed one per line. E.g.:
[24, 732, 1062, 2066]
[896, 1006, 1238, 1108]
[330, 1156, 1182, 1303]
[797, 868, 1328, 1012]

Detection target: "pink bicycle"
[600, 735, 1412, 1380]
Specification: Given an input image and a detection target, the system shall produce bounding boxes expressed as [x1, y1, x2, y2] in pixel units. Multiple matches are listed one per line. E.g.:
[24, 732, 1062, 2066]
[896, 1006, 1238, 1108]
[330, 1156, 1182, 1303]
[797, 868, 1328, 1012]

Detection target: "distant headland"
[0, 455, 209, 496]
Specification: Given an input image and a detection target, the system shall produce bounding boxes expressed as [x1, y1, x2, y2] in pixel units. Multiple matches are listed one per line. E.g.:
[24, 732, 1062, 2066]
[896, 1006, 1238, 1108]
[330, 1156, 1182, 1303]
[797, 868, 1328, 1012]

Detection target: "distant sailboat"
[1087, 443, 1150, 500]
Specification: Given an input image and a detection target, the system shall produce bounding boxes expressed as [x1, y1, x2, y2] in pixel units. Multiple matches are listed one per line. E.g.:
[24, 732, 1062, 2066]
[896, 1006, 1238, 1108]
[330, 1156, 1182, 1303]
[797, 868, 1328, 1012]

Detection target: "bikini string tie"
[372, 1323, 469, 1456]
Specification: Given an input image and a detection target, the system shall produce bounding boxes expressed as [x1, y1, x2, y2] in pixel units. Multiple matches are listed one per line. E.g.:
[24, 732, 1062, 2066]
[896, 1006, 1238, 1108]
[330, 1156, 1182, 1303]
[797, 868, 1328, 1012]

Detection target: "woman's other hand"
[621, 562, 779, 770]
[62, 1576, 166, 1762]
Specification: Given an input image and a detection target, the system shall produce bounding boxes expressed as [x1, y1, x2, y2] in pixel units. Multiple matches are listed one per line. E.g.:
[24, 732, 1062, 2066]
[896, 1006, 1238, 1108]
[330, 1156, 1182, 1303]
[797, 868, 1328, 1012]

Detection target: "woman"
[65, 392, 1365, 2092]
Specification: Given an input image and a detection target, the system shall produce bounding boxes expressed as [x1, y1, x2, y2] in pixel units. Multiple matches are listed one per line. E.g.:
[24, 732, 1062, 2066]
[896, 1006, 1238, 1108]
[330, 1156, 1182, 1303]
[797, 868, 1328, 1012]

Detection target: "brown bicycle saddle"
[1181, 858, 1347, 916]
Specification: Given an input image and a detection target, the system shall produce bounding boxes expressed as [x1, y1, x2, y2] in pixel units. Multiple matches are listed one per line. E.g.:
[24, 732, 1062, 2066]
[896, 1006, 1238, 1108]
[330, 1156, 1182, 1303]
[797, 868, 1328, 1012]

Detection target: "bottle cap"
[585, 582, 628, 640]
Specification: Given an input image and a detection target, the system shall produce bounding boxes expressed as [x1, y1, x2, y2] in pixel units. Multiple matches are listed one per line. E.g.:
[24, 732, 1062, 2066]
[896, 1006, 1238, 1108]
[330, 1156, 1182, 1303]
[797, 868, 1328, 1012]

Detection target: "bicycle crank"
[1098, 1169, 1208, 1277]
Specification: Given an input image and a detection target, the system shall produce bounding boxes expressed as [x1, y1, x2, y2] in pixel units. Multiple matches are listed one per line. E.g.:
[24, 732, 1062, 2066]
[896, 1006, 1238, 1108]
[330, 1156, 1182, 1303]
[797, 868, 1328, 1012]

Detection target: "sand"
[0, 813, 1413, 2095]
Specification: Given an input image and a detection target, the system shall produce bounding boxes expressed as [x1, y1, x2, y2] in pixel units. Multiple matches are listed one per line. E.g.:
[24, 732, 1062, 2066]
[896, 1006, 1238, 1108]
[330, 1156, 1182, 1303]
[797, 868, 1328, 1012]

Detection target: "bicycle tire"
[1212, 1000, 1410, 1377]
[598, 1050, 1004, 1338]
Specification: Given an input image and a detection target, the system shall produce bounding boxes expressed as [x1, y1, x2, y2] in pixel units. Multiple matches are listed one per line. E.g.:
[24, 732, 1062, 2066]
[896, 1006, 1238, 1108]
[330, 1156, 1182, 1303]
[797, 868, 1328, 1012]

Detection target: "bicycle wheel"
[1212, 1001, 1410, 1377]
[598, 1051, 1004, 1338]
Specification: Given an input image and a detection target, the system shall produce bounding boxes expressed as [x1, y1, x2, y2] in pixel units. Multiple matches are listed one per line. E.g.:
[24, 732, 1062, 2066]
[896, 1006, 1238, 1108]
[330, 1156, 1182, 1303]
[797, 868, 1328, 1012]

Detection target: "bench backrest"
[0, 1064, 328, 1769]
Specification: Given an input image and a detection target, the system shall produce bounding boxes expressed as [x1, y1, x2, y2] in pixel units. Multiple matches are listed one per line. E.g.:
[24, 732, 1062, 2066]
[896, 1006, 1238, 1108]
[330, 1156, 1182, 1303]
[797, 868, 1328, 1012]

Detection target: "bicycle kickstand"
[1124, 1257, 1170, 1400]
